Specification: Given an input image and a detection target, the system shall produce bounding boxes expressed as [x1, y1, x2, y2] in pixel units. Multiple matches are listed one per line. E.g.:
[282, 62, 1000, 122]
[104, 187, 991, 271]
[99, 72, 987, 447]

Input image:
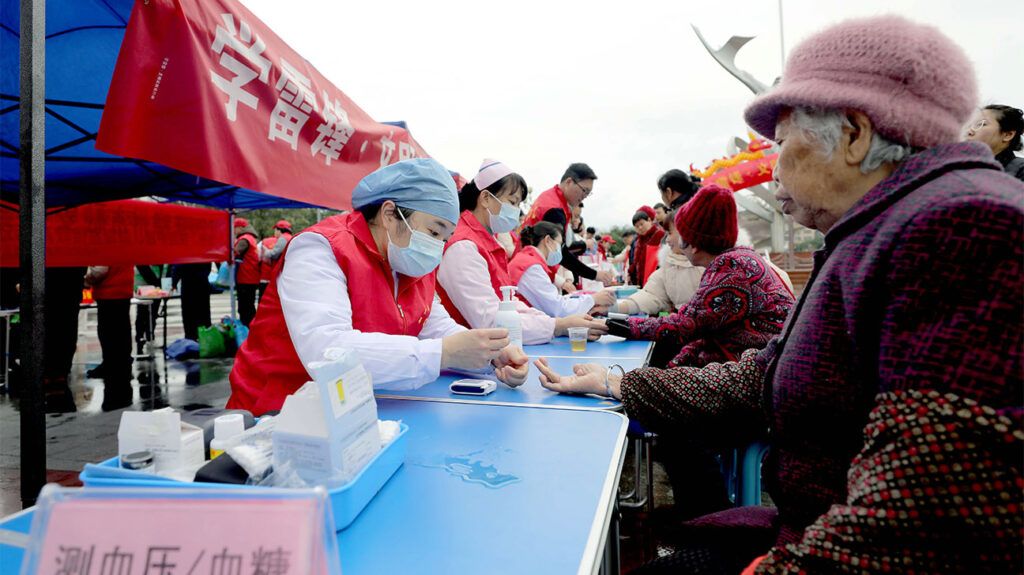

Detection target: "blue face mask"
[486, 191, 520, 234]
[545, 238, 563, 266]
[387, 209, 444, 278]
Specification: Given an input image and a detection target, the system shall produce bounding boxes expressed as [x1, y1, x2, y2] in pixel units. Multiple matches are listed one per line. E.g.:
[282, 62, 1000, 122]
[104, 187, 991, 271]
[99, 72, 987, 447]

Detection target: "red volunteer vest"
[227, 213, 436, 415]
[521, 184, 571, 230]
[631, 226, 665, 287]
[235, 232, 260, 285]
[437, 211, 511, 327]
[92, 265, 134, 300]
[508, 246, 556, 307]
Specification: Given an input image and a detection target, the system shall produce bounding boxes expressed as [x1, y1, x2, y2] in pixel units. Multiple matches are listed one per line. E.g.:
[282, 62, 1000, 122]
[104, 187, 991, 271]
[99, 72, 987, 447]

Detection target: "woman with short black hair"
[966, 104, 1024, 181]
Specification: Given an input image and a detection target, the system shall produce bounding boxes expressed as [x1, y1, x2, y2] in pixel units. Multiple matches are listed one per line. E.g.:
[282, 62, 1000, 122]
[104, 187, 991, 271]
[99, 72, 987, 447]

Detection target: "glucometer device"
[449, 379, 497, 396]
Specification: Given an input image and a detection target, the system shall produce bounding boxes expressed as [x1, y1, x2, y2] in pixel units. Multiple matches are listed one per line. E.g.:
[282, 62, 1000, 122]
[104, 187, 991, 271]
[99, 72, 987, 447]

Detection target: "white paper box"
[118, 409, 204, 474]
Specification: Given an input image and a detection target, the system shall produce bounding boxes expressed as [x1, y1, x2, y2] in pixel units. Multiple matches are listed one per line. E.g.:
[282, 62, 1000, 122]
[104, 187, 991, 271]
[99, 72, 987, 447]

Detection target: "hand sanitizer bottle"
[495, 286, 523, 349]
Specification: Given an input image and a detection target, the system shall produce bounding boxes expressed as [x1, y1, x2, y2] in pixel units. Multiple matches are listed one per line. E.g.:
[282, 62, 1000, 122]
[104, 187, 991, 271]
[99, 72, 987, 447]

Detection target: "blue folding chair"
[721, 440, 770, 506]
[619, 420, 656, 511]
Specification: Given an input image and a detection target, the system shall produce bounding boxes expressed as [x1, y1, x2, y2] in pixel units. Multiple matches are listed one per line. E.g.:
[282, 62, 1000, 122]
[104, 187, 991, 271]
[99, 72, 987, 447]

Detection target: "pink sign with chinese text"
[35, 497, 331, 575]
[96, 0, 430, 211]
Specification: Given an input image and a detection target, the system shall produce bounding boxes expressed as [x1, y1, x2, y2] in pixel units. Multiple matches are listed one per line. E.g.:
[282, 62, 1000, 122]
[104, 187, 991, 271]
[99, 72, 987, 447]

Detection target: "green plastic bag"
[198, 325, 226, 358]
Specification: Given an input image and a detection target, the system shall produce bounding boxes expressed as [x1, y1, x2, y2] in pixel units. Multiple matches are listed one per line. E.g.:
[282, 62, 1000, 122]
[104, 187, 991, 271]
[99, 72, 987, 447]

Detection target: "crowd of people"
[227, 14, 1021, 575]
[2, 11, 1020, 574]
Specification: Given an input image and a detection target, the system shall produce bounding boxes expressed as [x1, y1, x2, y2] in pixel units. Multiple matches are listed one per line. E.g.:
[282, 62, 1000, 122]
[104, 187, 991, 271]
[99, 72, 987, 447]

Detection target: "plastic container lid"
[213, 413, 245, 441]
[121, 450, 154, 470]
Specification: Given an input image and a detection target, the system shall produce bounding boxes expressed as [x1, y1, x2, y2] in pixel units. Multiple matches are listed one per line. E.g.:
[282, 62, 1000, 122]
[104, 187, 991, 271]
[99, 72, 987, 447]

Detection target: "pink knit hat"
[474, 158, 514, 191]
[744, 15, 977, 149]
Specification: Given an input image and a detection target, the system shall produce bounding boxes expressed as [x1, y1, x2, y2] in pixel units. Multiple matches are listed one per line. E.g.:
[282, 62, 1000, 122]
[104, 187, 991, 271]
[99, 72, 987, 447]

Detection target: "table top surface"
[376, 355, 643, 410]
[0, 399, 629, 575]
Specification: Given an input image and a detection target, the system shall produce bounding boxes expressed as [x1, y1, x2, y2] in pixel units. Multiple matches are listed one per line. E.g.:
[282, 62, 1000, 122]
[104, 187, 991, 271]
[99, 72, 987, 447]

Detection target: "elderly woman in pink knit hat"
[537, 15, 1023, 574]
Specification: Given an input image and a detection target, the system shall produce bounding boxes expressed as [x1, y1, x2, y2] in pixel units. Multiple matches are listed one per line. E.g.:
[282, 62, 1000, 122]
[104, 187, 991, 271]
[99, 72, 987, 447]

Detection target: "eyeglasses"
[573, 179, 593, 196]
[968, 119, 990, 131]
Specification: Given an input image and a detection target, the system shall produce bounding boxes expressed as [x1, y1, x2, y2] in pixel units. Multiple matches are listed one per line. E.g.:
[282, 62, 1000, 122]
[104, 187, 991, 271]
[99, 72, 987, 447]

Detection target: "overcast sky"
[243, 0, 1022, 230]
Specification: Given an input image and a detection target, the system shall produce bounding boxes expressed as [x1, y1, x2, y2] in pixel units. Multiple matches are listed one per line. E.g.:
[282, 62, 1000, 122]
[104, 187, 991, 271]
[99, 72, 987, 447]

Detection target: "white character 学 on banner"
[209, 13, 271, 121]
[269, 57, 318, 150]
[311, 94, 355, 166]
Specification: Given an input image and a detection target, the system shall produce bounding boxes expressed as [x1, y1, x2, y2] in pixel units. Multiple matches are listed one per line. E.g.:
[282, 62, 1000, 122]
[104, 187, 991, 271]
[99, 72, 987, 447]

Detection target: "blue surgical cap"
[351, 158, 459, 225]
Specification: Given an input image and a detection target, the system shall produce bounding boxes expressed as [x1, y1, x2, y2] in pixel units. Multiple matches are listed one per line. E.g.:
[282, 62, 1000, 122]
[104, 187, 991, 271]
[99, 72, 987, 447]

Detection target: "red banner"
[0, 200, 229, 267]
[706, 154, 778, 192]
[96, 0, 429, 211]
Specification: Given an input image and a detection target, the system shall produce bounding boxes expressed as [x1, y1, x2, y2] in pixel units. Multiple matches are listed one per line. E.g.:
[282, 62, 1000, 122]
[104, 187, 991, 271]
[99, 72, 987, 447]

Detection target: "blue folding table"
[0, 399, 629, 575]
[375, 355, 645, 410]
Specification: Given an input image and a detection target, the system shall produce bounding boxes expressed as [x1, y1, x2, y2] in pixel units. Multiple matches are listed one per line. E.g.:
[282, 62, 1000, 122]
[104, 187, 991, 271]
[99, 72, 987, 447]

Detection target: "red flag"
[0, 200, 229, 267]
[96, 0, 429, 211]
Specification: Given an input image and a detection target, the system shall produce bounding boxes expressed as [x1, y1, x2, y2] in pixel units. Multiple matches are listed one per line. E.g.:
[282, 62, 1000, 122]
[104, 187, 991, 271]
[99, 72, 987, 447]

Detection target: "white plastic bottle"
[209, 413, 245, 460]
[495, 286, 524, 350]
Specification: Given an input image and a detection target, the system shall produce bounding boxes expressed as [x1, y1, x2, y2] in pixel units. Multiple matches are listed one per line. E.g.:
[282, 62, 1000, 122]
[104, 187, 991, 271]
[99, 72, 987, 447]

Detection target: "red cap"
[275, 219, 292, 230]
[636, 205, 657, 220]
[674, 184, 738, 253]
[233, 217, 248, 228]
[601, 235, 614, 242]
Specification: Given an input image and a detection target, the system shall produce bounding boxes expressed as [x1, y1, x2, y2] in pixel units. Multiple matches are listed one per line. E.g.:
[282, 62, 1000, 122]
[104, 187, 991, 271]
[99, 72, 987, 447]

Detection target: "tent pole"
[228, 210, 237, 323]
[19, 0, 46, 509]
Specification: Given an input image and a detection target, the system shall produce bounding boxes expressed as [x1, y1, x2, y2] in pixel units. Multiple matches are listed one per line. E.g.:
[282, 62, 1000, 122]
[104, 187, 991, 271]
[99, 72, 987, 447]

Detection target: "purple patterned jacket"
[621, 142, 1024, 572]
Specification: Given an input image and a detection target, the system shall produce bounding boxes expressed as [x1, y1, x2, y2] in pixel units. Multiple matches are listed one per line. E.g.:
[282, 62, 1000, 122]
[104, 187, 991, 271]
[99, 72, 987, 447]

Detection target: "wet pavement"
[0, 292, 724, 571]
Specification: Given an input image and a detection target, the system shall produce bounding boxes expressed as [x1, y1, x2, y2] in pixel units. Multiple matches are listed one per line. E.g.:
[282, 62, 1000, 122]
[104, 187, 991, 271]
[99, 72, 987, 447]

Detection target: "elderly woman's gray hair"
[782, 107, 914, 174]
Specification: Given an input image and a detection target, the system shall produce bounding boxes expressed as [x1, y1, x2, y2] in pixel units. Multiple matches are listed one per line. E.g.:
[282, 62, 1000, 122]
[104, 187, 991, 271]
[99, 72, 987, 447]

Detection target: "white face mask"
[545, 238, 563, 266]
[386, 209, 444, 278]
[486, 191, 520, 234]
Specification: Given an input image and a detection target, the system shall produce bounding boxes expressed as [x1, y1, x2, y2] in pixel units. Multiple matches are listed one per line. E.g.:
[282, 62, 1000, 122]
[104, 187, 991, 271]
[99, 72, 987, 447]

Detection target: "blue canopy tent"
[0, 0, 327, 210]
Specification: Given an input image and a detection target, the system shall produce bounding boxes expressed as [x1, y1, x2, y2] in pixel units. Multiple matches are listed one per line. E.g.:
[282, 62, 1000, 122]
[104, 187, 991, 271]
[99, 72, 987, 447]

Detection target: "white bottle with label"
[495, 285, 523, 349]
[209, 413, 245, 459]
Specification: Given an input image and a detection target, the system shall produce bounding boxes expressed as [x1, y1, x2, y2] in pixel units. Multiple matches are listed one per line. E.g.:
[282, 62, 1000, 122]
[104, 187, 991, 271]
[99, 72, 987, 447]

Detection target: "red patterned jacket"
[628, 246, 794, 367]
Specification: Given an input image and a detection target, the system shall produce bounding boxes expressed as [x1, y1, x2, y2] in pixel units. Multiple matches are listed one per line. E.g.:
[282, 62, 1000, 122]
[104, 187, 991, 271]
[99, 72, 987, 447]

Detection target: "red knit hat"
[233, 217, 248, 228]
[636, 205, 657, 220]
[674, 184, 737, 253]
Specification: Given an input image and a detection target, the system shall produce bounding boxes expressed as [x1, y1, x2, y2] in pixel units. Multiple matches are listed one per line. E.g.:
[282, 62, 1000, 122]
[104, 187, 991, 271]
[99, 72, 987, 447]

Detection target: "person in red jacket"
[84, 264, 135, 410]
[628, 205, 665, 287]
[233, 217, 260, 326]
[227, 159, 529, 416]
[521, 163, 615, 286]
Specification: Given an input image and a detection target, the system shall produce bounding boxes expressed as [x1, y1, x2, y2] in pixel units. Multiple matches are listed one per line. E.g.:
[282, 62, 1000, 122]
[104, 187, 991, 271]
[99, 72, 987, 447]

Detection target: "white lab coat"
[516, 263, 594, 318]
[278, 233, 468, 391]
[437, 240, 556, 344]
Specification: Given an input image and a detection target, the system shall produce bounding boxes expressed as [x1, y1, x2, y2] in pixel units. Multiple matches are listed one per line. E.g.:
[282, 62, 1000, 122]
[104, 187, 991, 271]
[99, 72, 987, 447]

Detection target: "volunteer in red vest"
[233, 217, 260, 326]
[628, 205, 665, 287]
[508, 221, 616, 317]
[227, 159, 529, 416]
[437, 159, 607, 344]
[84, 265, 135, 408]
[258, 219, 293, 301]
[521, 163, 615, 286]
